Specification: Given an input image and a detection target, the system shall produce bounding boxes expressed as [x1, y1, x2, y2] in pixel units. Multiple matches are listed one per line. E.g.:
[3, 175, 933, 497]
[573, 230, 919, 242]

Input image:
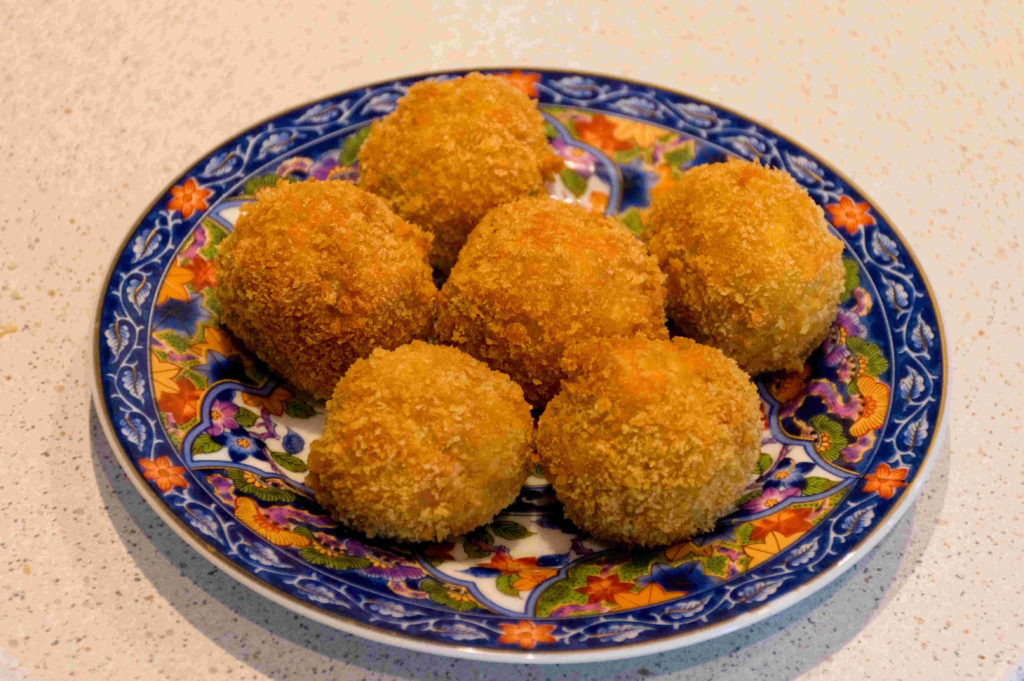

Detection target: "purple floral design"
[823, 310, 867, 365]
[742, 486, 800, 513]
[182, 225, 207, 260]
[762, 458, 815, 492]
[205, 398, 239, 437]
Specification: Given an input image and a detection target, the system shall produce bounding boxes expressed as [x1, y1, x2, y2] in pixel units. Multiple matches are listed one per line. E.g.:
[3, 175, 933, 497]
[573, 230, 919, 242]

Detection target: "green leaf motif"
[462, 526, 494, 559]
[198, 221, 229, 261]
[299, 546, 371, 570]
[543, 121, 557, 139]
[270, 450, 308, 473]
[338, 126, 371, 166]
[560, 167, 588, 197]
[421, 579, 478, 611]
[663, 144, 695, 168]
[496, 573, 520, 597]
[159, 330, 193, 353]
[534, 564, 600, 617]
[243, 173, 280, 196]
[846, 336, 889, 377]
[292, 525, 317, 540]
[755, 453, 774, 476]
[734, 522, 754, 545]
[181, 369, 206, 390]
[842, 258, 860, 301]
[810, 414, 848, 463]
[490, 520, 533, 541]
[284, 397, 317, 419]
[802, 476, 838, 495]
[204, 290, 222, 316]
[192, 432, 222, 454]
[614, 146, 645, 164]
[618, 207, 646, 239]
[225, 469, 297, 502]
[234, 407, 258, 428]
[617, 551, 662, 583]
[702, 554, 728, 579]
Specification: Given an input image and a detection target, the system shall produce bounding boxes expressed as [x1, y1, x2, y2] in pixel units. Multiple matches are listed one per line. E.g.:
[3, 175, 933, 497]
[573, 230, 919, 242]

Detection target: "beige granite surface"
[1, 1, 1021, 679]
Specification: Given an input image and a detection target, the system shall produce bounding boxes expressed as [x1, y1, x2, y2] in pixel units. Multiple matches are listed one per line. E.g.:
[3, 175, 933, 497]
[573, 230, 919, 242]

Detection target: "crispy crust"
[306, 341, 533, 542]
[358, 72, 562, 272]
[214, 180, 438, 398]
[437, 196, 669, 407]
[648, 159, 845, 374]
[537, 336, 762, 547]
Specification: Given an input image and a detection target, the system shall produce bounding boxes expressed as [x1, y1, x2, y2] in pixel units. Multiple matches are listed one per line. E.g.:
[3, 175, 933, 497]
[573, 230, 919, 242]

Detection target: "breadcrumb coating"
[437, 196, 669, 407]
[306, 341, 533, 542]
[214, 180, 438, 398]
[537, 337, 762, 547]
[358, 72, 562, 272]
[648, 159, 844, 374]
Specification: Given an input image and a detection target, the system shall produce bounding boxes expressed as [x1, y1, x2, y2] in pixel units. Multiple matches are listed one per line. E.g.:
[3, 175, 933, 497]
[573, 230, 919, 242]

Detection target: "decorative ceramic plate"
[92, 69, 947, 663]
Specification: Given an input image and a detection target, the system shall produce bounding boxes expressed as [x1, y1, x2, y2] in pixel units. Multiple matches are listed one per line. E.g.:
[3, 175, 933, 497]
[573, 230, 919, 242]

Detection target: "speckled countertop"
[1, 2, 1020, 679]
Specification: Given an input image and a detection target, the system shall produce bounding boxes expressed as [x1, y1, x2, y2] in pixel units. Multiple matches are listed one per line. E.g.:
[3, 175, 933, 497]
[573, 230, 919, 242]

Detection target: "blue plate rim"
[90, 66, 949, 664]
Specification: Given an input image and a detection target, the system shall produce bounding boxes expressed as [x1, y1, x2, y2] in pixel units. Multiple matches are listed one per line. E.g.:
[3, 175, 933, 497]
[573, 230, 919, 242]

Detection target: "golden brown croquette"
[537, 336, 762, 547]
[306, 341, 533, 542]
[358, 72, 562, 272]
[214, 180, 438, 399]
[437, 196, 669, 407]
[648, 158, 845, 374]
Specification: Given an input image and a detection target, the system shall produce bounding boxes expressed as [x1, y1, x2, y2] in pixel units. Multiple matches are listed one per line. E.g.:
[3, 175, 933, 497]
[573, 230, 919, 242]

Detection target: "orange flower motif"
[665, 541, 713, 563]
[574, 114, 632, 153]
[157, 376, 203, 425]
[167, 178, 212, 219]
[497, 70, 540, 98]
[862, 462, 908, 499]
[613, 583, 684, 610]
[156, 264, 195, 306]
[498, 620, 556, 649]
[612, 118, 666, 147]
[576, 574, 632, 604]
[750, 507, 814, 541]
[234, 497, 312, 547]
[826, 196, 876, 235]
[243, 385, 292, 416]
[192, 325, 237, 360]
[185, 256, 217, 291]
[743, 530, 801, 569]
[150, 351, 181, 397]
[479, 553, 542, 575]
[513, 569, 557, 591]
[139, 456, 188, 492]
[850, 374, 890, 436]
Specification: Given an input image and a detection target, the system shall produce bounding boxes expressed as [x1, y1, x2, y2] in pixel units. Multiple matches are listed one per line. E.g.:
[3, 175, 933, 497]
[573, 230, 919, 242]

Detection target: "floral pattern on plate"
[95, 69, 945, 661]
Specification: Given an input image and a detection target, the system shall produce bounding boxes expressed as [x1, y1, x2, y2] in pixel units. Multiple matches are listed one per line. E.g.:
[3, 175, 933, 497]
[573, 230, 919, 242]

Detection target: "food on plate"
[214, 179, 438, 399]
[437, 196, 669, 407]
[537, 336, 762, 546]
[647, 158, 845, 374]
[306, 341, 534, 542]
[358, 72, 562, 272]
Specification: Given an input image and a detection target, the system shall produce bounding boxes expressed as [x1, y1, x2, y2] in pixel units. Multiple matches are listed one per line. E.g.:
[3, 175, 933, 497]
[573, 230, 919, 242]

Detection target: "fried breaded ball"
[306, 341, 533, 542]
[437, 196, 669, 407]
[537, 337, 762, 547]
[358, 72, 562, 272]
[648, 158, 845, 374]
[215, 180, 437, 399]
